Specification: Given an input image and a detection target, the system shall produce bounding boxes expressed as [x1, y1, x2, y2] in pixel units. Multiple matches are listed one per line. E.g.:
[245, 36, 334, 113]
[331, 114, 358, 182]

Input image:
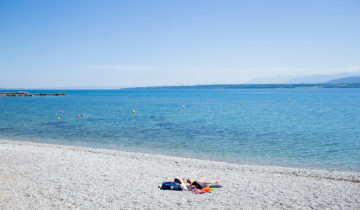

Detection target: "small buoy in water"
[77, 114, 80, 118]
[81, 114, 84, 117]
[57, 117, 61, 120]
[182, 105, 185, 109]
[132, 110, 136, 114]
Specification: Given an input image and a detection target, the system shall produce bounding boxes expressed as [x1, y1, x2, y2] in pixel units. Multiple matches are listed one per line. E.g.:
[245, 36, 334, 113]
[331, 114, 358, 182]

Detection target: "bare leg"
[188, 177, 220, 185]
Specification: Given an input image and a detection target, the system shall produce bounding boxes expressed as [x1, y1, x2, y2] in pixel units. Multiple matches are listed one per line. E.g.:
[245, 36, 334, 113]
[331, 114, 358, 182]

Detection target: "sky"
[0, 0, 359, 88]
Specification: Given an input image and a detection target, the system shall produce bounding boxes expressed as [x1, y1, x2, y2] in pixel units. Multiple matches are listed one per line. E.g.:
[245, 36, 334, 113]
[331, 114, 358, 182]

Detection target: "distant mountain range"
[126, 72, 360, 89]
[126, 83, 360, 90]
[326, 76, 360, 84]
[124, 72, 360, 89]
[246, 72, 360, 84]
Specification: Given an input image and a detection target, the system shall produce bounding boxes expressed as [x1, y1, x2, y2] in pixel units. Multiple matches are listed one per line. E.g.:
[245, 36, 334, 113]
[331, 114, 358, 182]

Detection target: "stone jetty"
[0, 92, 67, 97]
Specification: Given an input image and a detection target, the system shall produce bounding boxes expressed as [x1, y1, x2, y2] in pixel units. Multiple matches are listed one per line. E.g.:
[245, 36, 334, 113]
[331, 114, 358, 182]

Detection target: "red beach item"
[202, 186, 211, 192]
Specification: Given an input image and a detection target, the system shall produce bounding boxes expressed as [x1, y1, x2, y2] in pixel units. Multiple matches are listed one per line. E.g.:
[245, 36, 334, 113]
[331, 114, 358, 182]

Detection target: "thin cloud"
[81, 65, 360, 75]
[82, 66, 155, 70]
[81, 65, 199, 72]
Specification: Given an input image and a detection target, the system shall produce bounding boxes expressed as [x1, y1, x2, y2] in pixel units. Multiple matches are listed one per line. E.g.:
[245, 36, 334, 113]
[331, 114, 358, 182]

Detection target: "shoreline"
[1, 139, 360, 209]
[3, 137, 359, 174]
[2, 138, 360, 181]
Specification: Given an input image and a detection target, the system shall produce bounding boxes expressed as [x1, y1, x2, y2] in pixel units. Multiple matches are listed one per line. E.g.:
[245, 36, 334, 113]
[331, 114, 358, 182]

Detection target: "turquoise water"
[1, 89, 360, 171]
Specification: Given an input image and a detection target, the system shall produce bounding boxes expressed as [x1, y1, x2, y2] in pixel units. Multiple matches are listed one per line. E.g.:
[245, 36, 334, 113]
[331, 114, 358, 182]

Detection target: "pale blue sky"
[1, 0, 359, 88]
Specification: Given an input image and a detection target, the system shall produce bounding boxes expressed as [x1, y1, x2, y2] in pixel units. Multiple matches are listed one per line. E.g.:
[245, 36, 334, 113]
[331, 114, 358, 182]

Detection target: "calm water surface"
[0, 89, 359, 171]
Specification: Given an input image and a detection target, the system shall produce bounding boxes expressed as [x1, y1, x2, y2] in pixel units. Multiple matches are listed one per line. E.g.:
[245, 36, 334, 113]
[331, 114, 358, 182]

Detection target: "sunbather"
[183, 177, 220, 186]
[174, 177, 220, 190]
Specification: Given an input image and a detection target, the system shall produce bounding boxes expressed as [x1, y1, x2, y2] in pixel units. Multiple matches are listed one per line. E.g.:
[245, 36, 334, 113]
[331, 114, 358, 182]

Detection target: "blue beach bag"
[160, 182, 182, 190]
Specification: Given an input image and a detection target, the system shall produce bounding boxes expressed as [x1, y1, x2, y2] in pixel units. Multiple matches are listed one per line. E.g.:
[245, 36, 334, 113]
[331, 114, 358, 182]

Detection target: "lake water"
[1, 89, 359, 171]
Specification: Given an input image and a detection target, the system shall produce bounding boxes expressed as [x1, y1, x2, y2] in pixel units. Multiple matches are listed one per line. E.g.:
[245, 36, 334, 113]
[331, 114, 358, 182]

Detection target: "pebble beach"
[1, 139, 359, 209]
[2, 0, 360, 209]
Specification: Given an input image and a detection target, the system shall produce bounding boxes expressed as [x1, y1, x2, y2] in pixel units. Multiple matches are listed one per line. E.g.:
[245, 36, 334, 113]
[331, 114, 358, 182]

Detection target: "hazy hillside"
[126, 83, 360, 89]
[326, 76, 360, 84]
[247, 72, 360, 84]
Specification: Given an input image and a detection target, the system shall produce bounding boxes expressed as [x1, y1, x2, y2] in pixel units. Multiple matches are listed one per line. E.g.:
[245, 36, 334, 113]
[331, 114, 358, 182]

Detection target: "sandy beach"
[0, 139, 359, 209]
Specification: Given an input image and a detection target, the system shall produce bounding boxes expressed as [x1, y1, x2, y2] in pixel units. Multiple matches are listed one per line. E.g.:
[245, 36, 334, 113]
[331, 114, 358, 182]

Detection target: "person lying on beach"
[174, 177, 221, 190]
[183, 177, 220, 186]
